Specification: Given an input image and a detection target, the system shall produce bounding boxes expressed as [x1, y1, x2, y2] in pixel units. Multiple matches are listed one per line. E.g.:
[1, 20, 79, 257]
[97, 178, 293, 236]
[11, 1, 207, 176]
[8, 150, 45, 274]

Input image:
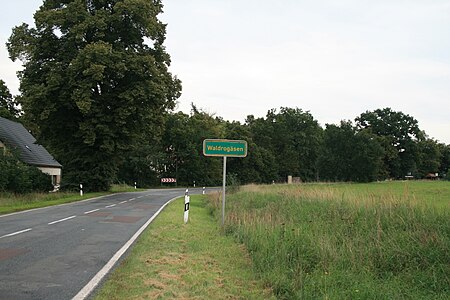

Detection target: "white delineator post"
[80, 183, 83, 196]
[134, 181, 137, 190]
[222, 156, 227, 226]
[202, 187, 205, 195]
[184, 188, 190, 224]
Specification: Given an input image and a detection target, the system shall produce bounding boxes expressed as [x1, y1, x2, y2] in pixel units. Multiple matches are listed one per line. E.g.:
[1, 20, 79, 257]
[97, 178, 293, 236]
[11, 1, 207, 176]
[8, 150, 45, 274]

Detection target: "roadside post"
[202, 187, 205, 195]
[80, 183, 83, 196]
[203, 139, 247, 226]
[134, 181, 137, 190]
[184, 189, 190, 223]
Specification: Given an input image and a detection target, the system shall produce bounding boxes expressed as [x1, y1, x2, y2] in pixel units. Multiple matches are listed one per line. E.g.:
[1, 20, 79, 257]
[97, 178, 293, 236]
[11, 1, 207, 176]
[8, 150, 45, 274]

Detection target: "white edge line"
[119, 201, 127, 204]
[48, 215, 76, 225]
[84, 209, 100, 215]
[105, 204, 116, 208]
[0, 228, 32, 239]
[72, 195, 180, 300]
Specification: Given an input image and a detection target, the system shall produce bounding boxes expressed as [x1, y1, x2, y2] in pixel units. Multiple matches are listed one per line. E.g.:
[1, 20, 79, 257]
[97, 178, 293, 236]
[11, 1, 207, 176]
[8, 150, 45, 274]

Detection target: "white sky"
[1, 1, 449, 144]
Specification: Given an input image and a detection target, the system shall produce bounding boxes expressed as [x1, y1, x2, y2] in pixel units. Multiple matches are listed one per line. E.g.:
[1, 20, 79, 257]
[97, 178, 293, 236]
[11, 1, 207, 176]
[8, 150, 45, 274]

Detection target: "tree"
[0, 80, 19, 119]
[262, 107, 323, 181]
[8, 0, 181, 191]
[437, 143, 450, 178]
[416, 138, 441, 178]
[225, 120, 277, 184]
[355, 108, 424, 178]
[161, 108, 225, 186]
[318, 121, 384, 182]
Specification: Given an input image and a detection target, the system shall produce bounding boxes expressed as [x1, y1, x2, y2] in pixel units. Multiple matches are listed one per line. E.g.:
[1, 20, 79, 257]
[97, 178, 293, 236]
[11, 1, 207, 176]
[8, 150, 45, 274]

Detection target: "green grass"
[0, 184, 141, 215]
[208, 181, 449, 299]
[0, 191, 109, 214]
[94, 195, 274, 300]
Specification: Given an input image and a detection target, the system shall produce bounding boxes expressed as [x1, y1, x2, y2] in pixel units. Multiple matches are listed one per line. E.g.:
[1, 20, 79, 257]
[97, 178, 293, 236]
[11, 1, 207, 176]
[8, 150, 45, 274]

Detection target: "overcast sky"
[1, 1, 449, 144]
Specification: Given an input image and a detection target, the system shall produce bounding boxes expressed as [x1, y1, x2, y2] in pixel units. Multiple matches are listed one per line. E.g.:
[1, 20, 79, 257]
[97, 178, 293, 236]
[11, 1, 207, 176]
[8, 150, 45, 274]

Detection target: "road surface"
[0, 188, 207, 299]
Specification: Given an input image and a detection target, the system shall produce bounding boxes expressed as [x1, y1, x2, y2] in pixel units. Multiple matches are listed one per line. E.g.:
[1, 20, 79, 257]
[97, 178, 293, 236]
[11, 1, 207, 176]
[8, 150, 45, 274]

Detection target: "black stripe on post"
[184, 203, 190, 212]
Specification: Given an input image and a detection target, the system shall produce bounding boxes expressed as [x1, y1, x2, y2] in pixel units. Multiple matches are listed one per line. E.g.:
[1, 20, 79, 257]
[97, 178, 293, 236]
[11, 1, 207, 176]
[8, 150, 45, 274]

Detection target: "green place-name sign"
[203, 139, 248, 157]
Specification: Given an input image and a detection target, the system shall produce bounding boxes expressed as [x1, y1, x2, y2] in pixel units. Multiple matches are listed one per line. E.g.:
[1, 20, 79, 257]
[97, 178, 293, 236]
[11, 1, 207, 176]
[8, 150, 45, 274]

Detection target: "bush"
[0, 154, 53, 193]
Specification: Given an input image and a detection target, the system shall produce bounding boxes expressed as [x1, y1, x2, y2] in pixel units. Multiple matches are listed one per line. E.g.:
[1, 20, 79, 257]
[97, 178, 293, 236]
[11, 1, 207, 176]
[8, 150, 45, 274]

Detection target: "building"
[0, 117, 62, 186]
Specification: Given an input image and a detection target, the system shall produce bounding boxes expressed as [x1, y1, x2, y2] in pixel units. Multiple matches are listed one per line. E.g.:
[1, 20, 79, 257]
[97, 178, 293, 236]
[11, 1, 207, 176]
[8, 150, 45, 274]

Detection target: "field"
[207, 181, 449, 299]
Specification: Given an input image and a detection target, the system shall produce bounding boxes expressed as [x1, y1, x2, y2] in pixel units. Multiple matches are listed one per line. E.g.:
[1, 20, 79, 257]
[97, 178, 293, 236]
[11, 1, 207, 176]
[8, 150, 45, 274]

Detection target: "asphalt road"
[0, 188, 207, 300]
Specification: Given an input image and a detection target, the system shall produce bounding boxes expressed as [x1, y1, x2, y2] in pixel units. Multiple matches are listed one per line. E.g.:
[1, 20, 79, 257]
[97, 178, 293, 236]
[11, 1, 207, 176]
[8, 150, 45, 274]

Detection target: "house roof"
[0, 117, 62, 168]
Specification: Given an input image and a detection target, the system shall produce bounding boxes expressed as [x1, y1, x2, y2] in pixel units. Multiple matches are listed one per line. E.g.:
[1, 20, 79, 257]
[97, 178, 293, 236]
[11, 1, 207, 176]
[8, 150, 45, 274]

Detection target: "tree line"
[117, 105, 450, 188]
[1, 0, 449, 192]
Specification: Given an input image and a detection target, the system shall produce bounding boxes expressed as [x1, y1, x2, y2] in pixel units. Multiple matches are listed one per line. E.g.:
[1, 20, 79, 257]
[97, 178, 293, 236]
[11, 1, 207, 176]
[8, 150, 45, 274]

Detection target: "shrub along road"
[0, 188, 207, 300]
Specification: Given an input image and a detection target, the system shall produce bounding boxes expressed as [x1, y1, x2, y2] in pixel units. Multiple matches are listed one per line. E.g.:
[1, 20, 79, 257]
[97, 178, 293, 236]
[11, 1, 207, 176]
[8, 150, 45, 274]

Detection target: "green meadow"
[208, 181, 449, 299]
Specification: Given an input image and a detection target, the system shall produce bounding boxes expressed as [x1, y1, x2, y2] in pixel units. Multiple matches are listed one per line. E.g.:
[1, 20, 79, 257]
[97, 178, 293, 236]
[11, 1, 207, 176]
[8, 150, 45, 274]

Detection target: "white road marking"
[0, 228, 32, 239]
[119, 201, 127, 204]
[73, 195, 180, 300]
[105, 204, 116, 208]
[84, 209, 100, 215]
[0, 194, 111, 219]
[48, 216, 76, 225]
[128, 198, 136, 201]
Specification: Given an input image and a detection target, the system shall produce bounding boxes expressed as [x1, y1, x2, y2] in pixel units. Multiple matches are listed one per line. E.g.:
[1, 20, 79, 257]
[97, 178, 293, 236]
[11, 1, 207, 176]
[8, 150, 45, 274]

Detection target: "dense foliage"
[123, 106, 447, 186]
[0, 153, 53, 193]
[8, 0, 181, 191]
[0, 80, 19, 119]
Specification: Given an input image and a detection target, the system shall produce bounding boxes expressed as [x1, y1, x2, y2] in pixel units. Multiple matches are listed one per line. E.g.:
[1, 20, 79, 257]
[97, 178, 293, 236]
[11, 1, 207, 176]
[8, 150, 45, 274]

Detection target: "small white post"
[80, 183, 83, 196]
[184, 188, 190, 223]
[193, 180, 196, 187]
[134, 181, 137, 190]
[202, 187, 205, 195]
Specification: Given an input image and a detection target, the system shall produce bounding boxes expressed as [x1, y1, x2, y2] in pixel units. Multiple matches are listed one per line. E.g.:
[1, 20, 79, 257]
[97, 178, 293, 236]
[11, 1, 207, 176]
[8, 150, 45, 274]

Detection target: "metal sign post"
[222, 156, 227, 226]
[203, 139, 247, 226]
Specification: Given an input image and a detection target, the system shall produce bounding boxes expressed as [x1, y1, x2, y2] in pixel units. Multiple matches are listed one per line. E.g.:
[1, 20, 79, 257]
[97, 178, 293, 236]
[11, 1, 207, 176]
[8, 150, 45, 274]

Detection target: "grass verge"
[0, 184, 142, 215]
[210, 181, 449, 299]
[94, 195, 274, 300]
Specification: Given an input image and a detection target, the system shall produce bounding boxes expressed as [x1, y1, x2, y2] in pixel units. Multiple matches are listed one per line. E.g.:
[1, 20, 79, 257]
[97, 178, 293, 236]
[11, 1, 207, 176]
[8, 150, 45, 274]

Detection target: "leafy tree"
[437, 143, 450, 178]
[0, 80, 19, 119]
[225, 120, 277, 184]
[258, 107, 323, 181]
[416, 138, 441, 178]
[116, 131, 165, 188]
[8, 0, 181, 191]
[161, 108, 224, 186]
[318, 121, 384, 182]
[355, 108, 424, 178]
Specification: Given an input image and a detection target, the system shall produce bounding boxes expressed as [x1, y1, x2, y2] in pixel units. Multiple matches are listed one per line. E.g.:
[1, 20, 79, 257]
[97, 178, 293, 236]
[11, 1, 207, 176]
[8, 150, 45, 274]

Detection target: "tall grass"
[209, 182, 450, 299]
